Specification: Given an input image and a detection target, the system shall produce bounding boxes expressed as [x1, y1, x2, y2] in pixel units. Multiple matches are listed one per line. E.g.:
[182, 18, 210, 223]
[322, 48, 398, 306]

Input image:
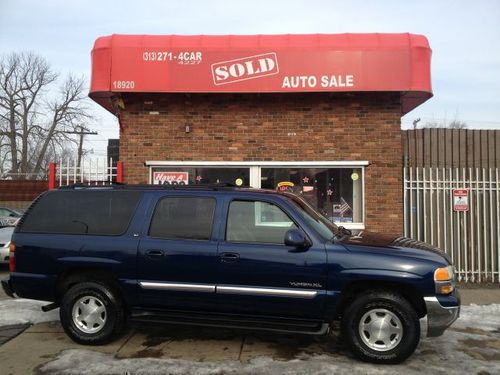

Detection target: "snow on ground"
[0, 299, 498, 374]
[0, 298, 59, 326]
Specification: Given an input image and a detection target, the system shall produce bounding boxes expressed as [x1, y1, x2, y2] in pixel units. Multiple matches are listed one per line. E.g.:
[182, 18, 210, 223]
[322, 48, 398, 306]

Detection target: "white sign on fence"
[453, 189, 469, 212]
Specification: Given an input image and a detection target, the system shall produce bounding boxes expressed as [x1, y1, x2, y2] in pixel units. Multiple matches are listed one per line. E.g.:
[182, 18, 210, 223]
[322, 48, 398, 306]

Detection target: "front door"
[137, 194, 220, 311]
[216, 197, 327, 319]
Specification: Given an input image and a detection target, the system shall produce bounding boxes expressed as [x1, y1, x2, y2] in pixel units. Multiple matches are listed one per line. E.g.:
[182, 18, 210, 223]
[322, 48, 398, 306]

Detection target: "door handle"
[220, 252, 240, 263]
[145, 249, 164, 259]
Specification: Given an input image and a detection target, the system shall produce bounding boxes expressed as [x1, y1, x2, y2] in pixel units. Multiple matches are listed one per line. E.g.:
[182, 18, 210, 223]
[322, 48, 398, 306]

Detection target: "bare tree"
[0, 52, 91, 179]
[422, 119, 468, 129]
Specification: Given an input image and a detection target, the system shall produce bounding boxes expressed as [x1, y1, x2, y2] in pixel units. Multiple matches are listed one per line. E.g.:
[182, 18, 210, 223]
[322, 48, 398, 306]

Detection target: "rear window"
[19, 190, 142, 235]
[149, 197, 216, 241]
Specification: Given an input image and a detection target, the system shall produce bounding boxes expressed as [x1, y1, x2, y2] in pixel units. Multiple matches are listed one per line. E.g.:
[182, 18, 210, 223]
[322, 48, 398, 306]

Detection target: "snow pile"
[453, 303, 500, 331]
[38, 304, 500, 375]
[0, 298, 59, 326]
[0, 299, 498, 374]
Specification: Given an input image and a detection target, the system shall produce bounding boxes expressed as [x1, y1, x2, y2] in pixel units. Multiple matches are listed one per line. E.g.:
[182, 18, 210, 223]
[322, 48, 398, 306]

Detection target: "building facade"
[90, 33, 432, 233]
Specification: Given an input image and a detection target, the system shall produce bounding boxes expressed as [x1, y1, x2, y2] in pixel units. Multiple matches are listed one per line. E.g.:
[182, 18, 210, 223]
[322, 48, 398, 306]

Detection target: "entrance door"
[216, 197, 327, 319]
[137, 194, 220, 311]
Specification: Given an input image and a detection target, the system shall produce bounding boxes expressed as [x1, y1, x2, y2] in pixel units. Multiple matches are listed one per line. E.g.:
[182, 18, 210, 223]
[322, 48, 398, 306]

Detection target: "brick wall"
[119, 92, 402, 233]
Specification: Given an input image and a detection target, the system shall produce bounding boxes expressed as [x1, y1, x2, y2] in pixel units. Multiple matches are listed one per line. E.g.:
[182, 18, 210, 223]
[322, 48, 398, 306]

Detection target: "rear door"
[216, 196, 327, 319]
[137, 193, 220, 311]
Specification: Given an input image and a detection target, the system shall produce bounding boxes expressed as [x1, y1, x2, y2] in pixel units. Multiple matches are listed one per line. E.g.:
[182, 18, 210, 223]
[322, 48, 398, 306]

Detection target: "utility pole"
[63, 126, 98, 167]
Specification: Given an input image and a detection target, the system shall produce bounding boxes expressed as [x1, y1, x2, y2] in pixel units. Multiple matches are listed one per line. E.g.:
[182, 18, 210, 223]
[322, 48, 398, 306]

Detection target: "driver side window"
[226, 200, 297, 244]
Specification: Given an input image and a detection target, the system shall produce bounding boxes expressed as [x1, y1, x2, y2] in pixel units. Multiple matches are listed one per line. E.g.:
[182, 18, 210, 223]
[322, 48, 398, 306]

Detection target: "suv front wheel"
[341, 290, 420, 364]
[60, 281, 125, 344]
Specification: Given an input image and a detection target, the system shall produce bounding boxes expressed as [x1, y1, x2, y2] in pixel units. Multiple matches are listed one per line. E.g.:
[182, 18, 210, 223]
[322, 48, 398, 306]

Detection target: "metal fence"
[55, 158, 121, 186]
[404, 167, 499, 283]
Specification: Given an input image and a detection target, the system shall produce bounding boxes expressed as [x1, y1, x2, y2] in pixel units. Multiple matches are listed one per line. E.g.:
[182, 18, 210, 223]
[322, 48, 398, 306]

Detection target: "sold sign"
[211, 52, 279, 85]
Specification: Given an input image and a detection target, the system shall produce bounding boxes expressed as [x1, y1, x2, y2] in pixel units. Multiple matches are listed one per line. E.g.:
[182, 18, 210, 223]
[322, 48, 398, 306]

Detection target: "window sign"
[151, 167, 249, 186]
[153, 172, 189, 185]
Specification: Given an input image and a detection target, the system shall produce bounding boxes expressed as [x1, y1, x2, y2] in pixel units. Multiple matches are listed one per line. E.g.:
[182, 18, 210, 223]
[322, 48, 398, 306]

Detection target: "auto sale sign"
[453, 189, 469, 212]
[90, 34, 432, 114]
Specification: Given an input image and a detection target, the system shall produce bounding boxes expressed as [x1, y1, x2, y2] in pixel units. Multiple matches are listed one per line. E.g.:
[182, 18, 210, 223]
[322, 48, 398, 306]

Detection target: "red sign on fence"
[453, 189, 469, 212]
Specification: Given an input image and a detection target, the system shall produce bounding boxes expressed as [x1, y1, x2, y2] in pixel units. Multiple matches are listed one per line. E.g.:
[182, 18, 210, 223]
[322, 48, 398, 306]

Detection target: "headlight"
[434, 266, 455, 295]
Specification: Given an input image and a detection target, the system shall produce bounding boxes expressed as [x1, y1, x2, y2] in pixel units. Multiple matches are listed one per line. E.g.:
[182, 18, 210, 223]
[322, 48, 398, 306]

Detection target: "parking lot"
[0, 265, 499, 374]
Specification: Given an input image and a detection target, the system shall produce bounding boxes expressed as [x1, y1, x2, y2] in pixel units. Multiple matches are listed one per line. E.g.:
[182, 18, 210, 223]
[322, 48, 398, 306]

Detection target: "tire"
[60, 281, 125, 345]
[341, 290, 420, 364]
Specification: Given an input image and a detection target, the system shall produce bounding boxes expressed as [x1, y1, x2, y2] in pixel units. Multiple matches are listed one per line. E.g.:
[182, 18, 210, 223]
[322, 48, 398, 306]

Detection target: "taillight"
[9, 242, 16, 273]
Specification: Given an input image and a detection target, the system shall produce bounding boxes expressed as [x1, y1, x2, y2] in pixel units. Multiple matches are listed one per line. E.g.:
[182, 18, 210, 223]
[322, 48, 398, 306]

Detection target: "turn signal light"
[434, 266, 455, 295]
[434, 266, 452, 281]
[439, 284, 454, 294]
[8, 242, 16, 273]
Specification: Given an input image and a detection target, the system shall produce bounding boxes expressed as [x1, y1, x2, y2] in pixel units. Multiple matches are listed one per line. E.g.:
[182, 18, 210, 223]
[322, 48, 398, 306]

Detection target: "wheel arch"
[55, 267, 128, 309]
[335, 280, 427, 320]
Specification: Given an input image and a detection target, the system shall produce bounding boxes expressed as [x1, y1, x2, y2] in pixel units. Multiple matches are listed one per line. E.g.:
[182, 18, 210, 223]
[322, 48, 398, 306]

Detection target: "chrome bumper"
[419, 296, 460, 338]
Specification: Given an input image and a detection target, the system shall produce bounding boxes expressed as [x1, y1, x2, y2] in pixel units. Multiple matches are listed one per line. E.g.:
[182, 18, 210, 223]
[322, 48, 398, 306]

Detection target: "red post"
[116, 161, 124, 183]
[48, 162, 57, 190]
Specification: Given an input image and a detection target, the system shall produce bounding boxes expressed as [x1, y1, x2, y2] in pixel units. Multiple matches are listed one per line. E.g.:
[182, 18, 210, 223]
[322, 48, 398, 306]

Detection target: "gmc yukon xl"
[1, 185, 460, 363]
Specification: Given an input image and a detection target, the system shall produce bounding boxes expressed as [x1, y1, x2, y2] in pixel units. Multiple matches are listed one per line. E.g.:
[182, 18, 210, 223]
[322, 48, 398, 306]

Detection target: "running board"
[130, 308, 329, 335]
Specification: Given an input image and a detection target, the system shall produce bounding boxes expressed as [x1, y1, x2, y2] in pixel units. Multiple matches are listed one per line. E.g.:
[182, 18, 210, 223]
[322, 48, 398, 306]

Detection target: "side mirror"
[284, 229, 311, 251]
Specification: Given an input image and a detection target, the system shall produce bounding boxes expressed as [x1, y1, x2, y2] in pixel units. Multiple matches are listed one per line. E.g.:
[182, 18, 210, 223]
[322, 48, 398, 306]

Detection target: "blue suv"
[1, 185, 460, 363]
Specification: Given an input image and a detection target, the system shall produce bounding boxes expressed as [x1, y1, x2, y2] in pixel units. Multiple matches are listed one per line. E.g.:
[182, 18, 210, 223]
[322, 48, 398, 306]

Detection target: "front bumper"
[420, 292, 460, 338]
[1, 278, 15, 298]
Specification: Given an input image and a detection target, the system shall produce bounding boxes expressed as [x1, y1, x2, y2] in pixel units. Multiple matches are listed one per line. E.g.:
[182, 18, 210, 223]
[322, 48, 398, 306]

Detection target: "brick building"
[90, 34, 432, 233]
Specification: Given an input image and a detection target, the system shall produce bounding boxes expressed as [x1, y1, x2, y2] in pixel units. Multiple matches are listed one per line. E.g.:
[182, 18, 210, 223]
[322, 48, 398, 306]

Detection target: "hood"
[344, 231, 451, 264]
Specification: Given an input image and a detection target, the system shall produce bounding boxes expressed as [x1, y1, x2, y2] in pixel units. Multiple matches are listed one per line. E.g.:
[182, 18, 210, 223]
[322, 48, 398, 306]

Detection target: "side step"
[130, 308, 329, 335]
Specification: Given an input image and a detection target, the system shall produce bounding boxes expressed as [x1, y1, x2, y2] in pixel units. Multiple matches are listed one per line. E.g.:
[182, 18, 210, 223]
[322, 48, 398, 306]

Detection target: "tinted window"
[20, 191, 142, 235]
[226, 200, 297, 244]
[149, 197, 215, 240]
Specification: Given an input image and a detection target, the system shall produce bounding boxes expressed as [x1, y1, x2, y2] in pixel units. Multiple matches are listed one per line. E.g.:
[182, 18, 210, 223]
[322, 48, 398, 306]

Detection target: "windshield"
[286, 193, 339, 241]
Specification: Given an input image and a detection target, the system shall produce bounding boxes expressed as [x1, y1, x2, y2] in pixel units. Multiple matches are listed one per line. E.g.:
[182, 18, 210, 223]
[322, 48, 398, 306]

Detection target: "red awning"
[89, 33, 432, 114]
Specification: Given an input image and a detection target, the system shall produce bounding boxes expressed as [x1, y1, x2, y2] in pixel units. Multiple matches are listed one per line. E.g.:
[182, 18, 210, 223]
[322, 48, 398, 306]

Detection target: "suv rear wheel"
[60, 281, 125, 344]
[341, 290, 420, 364]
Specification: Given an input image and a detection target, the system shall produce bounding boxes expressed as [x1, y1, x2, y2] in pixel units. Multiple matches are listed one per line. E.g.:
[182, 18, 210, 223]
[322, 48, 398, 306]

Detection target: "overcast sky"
[1, 0, 499, 157]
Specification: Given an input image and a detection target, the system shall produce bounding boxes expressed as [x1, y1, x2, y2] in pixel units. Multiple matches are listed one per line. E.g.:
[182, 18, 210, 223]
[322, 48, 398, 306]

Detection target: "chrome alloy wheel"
[358, 308, 403, 352]
[72, 296, 107, 334]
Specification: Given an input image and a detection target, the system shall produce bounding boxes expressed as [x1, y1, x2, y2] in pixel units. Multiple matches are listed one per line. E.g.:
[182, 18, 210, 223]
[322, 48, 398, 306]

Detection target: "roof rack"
[57, 182, 240, 191]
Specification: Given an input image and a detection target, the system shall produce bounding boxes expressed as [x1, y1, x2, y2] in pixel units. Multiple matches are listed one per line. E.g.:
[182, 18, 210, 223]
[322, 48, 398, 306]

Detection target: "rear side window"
[19, 191, 142, 235]
[149, 197, 216, 241]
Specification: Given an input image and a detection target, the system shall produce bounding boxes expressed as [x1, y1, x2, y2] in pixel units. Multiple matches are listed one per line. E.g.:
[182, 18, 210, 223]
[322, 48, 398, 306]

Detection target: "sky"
[1, 0, 499, 157]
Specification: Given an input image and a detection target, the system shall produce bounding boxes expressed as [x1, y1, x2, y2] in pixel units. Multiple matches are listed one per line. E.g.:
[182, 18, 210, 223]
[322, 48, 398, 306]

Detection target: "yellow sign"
[351, 172, 359, 181]
[235, 178, 243, 186]
[277, 181, 294, 191]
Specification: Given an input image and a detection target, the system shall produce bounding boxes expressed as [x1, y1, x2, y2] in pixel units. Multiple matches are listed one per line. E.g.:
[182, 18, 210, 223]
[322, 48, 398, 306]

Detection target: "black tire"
[341, 290, 420, 364]
[60, 281, 125, 345]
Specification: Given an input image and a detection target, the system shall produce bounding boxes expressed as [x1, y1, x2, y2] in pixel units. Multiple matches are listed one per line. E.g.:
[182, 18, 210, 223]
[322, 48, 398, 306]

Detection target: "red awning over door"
[89, 33, 432, 114]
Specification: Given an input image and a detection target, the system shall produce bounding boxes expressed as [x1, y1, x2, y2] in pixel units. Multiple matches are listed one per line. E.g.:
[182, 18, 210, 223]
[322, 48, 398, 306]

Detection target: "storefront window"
[151, 167, 250, 187]
[261, 167, 363, 224]
[148, 163, 364, 227]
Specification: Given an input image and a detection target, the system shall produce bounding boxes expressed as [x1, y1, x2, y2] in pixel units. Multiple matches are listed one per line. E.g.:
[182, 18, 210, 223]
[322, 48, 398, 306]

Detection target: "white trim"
[139, 281, 215, 293]
[145, 160, 369, 167]
[216, 285, 317, 299]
